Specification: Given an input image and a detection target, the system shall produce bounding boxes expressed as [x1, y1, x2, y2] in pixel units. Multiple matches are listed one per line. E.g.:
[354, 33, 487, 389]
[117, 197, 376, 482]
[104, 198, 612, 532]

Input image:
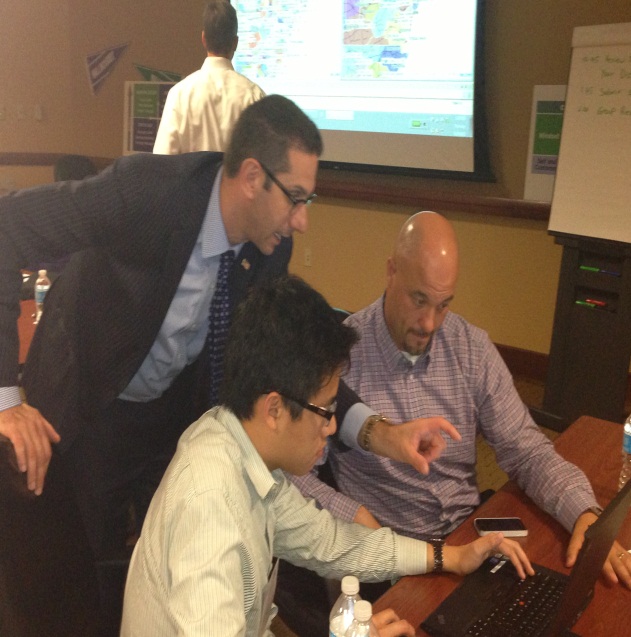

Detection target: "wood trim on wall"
[317, 168, 552, 221]
[496, 343, 631, 410]
[496, 343, 548, 383]
[1, 152, 552, 221]
[0, 152, 113, 173]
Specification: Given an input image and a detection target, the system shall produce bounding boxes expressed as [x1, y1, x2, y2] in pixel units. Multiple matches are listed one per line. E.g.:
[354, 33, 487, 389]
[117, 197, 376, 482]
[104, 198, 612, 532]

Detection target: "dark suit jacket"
[0, 152, 291, 451]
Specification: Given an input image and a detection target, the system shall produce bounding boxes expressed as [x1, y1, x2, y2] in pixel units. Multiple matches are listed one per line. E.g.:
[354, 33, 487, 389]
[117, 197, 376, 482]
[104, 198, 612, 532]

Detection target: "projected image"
[234, 0, 482, 175]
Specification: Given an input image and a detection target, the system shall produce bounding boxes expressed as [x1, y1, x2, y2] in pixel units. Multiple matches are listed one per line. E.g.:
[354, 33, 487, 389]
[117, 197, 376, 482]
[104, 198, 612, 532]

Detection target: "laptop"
[421, 478, 631, 637]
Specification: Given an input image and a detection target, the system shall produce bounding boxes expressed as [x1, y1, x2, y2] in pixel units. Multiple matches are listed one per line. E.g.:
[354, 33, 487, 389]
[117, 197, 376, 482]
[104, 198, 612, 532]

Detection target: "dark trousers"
[58, 363, 199, 635]
[275, 561, 391, 637]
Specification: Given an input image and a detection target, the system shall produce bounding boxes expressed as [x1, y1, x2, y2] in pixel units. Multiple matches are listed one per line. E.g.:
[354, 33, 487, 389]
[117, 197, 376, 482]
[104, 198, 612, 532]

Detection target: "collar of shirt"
[200, 165, 243, 258]
[219, 406, 281, 501]
[202, 56, 236, 74]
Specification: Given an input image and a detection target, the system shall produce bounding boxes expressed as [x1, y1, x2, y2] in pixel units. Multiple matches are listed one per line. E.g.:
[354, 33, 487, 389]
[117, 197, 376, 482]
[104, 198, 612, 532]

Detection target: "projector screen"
[233, 0, 490, 179]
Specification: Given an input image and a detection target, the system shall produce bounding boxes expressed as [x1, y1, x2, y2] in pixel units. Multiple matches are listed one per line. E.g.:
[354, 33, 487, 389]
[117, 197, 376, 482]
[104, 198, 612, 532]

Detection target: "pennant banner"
[134, 64, 182, 82]
[86, 43, 128, 94]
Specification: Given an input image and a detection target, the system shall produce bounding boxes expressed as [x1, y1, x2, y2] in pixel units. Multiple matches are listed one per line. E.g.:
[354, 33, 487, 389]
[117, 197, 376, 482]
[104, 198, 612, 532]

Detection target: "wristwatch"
[358, 415, 389, 452]
[429, 538, 444, 573]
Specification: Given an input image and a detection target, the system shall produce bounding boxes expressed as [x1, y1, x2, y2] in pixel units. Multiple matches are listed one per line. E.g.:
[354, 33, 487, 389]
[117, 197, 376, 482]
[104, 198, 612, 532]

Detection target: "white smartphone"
[474, 517, 528, 537]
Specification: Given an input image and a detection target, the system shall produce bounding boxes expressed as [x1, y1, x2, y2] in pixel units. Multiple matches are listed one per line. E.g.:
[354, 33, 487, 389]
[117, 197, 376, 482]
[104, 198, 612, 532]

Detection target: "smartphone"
[474, 517, 528, 537]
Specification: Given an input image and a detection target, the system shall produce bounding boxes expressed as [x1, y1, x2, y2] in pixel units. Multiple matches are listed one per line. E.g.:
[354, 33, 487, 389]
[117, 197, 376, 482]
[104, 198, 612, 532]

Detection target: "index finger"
[499, 539, 535, 580]
[429, 417, 461, 442]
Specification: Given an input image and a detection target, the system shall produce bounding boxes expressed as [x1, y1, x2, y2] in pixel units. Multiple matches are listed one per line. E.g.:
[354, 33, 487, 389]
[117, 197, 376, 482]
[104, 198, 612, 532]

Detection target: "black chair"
[0, 435, 100, 637]
[332, 307, 352, 323]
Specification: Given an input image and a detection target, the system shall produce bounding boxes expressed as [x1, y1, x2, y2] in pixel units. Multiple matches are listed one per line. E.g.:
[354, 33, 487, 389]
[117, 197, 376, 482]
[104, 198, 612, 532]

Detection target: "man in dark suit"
[0, 94, 321, 559]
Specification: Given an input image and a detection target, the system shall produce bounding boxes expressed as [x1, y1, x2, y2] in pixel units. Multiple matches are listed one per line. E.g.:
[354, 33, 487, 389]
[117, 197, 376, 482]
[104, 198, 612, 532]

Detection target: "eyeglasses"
[259, 161, 318, 209]
[275, 392, 337, 422]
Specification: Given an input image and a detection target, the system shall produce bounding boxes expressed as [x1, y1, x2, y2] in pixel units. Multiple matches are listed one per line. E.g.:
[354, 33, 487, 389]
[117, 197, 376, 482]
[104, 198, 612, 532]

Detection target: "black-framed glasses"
[275, 392, 337, 422]
[259, 161, 318, 208]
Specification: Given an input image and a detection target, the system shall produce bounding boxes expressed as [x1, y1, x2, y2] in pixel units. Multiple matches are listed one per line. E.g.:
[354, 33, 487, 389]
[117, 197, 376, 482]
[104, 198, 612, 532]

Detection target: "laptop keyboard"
[466, 569, 567, 636]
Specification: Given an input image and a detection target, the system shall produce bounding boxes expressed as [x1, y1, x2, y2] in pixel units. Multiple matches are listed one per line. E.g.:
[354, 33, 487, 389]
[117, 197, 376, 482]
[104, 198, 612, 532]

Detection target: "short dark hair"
[220, 275, 358, 420]
[223, 95, 323, 178]
[203, 1, 238, 56]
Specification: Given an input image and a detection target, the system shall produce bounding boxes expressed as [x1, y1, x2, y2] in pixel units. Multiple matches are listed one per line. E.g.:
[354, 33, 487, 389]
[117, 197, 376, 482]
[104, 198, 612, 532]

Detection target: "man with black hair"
[153, 0, 265, 154]
[120, 275, 533, 637]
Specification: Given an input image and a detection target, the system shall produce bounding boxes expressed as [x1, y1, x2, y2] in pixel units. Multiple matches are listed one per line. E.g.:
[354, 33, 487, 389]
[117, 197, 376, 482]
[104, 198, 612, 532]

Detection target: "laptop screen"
[544, 477, 631, 636]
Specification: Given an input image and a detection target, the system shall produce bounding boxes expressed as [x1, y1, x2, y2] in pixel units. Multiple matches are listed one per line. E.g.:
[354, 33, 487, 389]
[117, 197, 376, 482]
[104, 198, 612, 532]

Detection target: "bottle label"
[623, 432, 631, 454]
[34, 285, 50, 304]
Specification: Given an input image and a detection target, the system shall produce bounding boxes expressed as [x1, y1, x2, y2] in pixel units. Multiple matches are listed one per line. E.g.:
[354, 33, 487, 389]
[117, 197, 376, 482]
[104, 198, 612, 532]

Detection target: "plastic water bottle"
[344, 600, 378, 637]
[34, 269, 51, 324]
[329, 575, 361, 637]
[618, 413, 631, 491]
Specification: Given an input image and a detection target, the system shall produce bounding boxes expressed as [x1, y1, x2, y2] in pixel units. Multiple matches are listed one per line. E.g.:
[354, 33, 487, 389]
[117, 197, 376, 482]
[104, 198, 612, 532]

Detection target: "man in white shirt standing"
[153, 0, 265, 155]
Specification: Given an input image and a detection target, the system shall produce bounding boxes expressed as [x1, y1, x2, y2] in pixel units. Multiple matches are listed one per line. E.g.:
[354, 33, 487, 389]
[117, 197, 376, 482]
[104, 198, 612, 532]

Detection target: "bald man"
[278, 211, 631, 636]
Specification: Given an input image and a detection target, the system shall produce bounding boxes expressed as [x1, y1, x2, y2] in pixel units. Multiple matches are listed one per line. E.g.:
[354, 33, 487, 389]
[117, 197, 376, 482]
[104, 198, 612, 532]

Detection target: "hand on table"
[0, 403, 60, 494]
[568, 511, 631, 588]
[372, 608, 415, 637]
[443, 532, 535, 580]
[367, 416, 461, 475]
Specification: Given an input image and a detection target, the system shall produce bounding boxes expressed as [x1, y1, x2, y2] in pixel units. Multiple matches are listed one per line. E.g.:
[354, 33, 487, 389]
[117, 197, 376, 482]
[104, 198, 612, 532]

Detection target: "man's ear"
[386, 256, 396, 284]
[239, 158, 264, 201]
[261, 391, 283, 430]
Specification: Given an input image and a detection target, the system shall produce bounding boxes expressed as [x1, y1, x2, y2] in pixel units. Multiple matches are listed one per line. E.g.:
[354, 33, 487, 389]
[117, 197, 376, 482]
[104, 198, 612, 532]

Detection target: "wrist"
[358, 415, 389, 452]
[429, 539, 444, 573]
[575, 505, 602, 530]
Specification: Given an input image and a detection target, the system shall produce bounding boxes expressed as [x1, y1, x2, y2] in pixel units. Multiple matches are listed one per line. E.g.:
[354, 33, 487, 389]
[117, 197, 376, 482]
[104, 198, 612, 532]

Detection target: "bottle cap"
[354, 600, 372, 622]
[341, 575, 360, 595]
[38, 269, 47, 276]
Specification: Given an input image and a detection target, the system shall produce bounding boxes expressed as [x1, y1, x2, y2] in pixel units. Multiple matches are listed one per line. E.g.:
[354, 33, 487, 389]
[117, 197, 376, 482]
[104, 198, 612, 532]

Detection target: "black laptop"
[421, 478, 631, 637]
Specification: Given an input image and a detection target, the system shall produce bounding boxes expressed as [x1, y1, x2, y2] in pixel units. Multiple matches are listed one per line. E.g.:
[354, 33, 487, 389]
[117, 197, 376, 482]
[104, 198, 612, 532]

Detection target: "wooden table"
[373, 416, 631, 636]
[18, 299, 36, 365]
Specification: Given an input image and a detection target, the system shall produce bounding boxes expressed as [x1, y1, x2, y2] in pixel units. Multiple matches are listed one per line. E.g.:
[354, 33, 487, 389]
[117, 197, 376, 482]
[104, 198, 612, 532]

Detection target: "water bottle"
[329, 575, 361, 637]
[344, 600, 378, 637]
[618, 413, 631, 491]
[34, 269, 51, 324]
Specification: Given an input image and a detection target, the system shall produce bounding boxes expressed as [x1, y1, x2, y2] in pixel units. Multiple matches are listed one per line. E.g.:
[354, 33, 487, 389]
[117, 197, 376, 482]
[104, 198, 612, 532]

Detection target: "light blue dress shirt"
[120, 167, 242, 402]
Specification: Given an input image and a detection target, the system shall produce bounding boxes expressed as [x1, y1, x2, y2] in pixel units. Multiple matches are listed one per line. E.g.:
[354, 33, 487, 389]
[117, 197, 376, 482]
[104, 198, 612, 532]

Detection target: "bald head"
[384, 212, 459, 355]
[395, 211, 459, 276]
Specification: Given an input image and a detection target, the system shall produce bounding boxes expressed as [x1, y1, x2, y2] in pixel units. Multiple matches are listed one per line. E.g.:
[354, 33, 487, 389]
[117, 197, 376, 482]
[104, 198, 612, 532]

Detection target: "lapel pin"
[241, 258, 251, 271]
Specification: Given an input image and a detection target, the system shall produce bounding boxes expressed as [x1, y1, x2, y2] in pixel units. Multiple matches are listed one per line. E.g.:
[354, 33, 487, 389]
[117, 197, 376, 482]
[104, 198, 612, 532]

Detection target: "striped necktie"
[206, 249, 235, 406]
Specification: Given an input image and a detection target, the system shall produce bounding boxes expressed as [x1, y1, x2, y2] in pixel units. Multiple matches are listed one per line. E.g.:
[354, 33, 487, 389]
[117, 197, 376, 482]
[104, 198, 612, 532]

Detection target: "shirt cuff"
[395, 534, 429, 575]
[339, 402, 377, 449]
[0, 387, 23, 411]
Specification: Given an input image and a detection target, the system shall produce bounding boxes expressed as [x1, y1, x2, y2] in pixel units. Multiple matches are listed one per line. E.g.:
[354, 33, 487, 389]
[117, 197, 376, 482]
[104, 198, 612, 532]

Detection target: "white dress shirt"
[121, 406, 428, 637]
[153, 57, 265, 155]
